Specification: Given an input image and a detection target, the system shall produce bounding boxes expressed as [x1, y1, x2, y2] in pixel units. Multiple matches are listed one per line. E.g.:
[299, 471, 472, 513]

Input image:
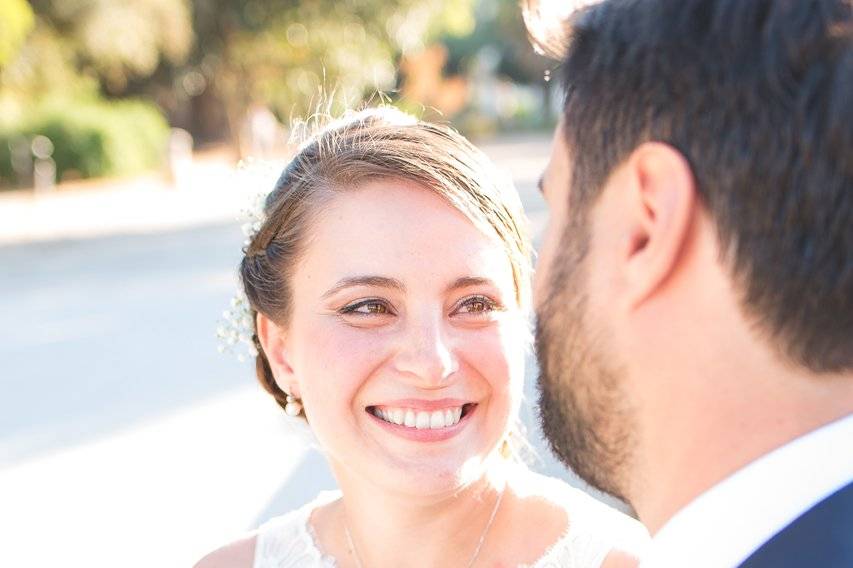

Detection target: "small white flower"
[217, 158, 283, 364]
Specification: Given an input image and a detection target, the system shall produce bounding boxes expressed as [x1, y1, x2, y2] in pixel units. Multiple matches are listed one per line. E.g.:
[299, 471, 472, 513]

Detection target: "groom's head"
[531, 0, 853, 513]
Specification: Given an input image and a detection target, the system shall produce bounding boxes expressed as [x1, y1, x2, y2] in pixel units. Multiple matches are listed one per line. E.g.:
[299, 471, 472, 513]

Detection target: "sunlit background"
[0, 1, 618, 566]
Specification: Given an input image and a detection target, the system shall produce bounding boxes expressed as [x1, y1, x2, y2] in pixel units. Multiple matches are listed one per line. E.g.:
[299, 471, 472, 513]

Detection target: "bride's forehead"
[310, 181, 492, 244]
[295, 188, 515, 285]
[306, 220, 512, 276]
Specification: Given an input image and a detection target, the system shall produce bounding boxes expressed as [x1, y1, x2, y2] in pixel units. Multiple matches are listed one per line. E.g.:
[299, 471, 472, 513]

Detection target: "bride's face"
[278, 179, 526, 494]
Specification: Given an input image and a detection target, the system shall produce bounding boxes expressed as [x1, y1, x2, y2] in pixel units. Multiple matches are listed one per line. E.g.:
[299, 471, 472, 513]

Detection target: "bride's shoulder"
[507, 467, 649, 566]
[194, 535, 257, 568]
[193, 491, 341, 568]
[513, 468, 645, 532]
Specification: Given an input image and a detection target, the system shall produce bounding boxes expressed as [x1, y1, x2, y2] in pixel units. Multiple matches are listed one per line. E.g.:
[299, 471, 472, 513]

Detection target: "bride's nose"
[392, 313, 459, 386]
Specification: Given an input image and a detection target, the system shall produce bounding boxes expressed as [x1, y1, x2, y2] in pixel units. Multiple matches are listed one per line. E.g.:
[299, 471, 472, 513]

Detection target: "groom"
[528, 0, 853, 566]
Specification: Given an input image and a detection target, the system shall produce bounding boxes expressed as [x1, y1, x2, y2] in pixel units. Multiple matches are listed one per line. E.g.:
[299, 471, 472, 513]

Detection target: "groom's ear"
[256, 312, 299, 397]
[612, 142, 698, 309]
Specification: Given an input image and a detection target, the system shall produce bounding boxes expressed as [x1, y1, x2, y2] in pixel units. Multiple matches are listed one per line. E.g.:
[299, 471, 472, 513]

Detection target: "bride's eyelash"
[339, 298, 393, 315]
[338, 295, 504, 317]
[456, 294, 504, 314]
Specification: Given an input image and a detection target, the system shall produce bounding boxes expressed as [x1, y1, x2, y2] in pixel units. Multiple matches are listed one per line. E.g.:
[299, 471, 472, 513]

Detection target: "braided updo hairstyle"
[239, 107, 532, 417]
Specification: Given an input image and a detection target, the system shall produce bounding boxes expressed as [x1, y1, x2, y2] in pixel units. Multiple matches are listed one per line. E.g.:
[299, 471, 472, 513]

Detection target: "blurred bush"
[0, 98, 169, 188]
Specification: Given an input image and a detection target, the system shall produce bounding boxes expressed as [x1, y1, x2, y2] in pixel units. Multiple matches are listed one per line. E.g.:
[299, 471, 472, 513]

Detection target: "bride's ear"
[256, 312, 299, 397]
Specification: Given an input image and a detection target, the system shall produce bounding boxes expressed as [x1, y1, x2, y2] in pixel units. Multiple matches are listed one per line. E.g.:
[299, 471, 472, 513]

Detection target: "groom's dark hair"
[542, 0, 853, 372]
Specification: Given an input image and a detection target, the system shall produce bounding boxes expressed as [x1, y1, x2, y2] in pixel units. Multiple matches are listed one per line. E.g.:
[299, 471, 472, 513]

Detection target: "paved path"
[0, 133, 619, 567]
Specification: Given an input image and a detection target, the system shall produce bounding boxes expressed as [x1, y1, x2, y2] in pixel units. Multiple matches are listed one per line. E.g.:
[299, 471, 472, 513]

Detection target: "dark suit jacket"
[738, 480, 853, 567]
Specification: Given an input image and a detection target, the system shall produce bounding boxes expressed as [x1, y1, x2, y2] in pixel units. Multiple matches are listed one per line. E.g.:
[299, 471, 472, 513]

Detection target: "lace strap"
[527, 482, 647, 568]
[523, 518, 610, 568]
[253, 491, 341, 568]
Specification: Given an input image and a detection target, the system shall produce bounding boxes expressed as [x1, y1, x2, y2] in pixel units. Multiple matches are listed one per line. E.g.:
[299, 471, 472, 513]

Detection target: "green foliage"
[0, 98, 169, 187]
[25, 0, 193, 93]
[2, 0, 494, 182]
[0, 0, 35, 68]
[0, 24, 99, 108]
[192, 0, 477, 127]
[442, 0, 550, 85]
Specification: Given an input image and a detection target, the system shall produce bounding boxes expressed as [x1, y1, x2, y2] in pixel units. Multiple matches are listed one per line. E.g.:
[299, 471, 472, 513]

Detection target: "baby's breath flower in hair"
[216, 293, 257, 362]
[216, 158, 282, 362]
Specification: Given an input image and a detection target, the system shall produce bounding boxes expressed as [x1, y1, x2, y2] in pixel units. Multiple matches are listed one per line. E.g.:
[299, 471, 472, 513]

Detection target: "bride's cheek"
[301, 324, 392, 401]
[462, 334, 516, 401]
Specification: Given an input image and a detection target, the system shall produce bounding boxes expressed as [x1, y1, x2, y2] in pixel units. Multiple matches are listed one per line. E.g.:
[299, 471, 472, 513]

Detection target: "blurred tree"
[439, 0, 554, 125]
[0, 0, 35, 68]
[442, 0, 551, 84]
[183, 0, 475, 147]
[3, 0, 479, 162]
[27, 0, 193, 94]
[1, 24, 97, 105]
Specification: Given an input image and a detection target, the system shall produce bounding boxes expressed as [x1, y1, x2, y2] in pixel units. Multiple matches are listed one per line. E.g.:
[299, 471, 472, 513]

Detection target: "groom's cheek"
[534, 210, 568, 311]
[534, 228, 555, 308]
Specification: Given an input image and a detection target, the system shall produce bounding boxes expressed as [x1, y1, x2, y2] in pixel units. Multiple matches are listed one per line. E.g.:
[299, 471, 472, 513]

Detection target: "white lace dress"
[252, 478, 648, 568]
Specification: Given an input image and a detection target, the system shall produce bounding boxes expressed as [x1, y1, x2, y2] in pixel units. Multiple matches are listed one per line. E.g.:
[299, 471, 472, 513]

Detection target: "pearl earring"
[285, 394, 303, 417]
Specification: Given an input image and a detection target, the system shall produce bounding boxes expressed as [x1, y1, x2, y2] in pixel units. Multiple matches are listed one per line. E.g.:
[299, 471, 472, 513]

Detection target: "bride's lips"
[365, 399, 478, 442]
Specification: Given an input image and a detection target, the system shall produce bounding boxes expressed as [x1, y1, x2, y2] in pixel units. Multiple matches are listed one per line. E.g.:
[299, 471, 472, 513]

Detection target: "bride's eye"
[454, 295, 501, 315]
[340, 299, 394, 316]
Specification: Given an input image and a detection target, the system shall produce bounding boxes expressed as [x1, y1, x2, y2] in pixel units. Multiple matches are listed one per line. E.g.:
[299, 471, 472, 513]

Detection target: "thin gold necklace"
[344, 488, 505, 568]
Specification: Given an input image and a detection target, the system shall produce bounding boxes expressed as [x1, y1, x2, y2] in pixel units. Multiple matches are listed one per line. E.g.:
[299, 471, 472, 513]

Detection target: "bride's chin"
[371, 452, 501, 497]
[334, 427, 506, 495]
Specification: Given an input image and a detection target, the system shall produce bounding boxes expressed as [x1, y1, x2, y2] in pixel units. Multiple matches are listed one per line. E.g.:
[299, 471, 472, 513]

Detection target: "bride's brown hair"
[240, 107, 532, 416]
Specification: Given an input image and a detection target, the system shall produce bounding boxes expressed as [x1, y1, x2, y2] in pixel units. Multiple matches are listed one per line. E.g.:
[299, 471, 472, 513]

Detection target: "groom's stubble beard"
[535, 213, 636, 504]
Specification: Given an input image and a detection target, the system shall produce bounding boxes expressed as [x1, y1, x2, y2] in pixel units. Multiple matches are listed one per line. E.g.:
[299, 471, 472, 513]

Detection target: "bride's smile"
[368, 400, 472, 428]
[367, 400, 477, 441]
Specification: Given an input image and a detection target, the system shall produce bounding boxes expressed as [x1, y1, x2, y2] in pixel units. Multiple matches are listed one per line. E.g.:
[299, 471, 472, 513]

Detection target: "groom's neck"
[631, 362, 853, 535]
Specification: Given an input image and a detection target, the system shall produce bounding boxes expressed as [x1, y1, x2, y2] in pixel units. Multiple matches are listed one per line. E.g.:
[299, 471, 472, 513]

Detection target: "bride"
[196, 108, 647, 568]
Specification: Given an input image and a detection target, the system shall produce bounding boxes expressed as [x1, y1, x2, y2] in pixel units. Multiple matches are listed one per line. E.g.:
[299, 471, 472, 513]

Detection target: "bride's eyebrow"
[321, 276, 405, 299]
[445, 277, 499, 294]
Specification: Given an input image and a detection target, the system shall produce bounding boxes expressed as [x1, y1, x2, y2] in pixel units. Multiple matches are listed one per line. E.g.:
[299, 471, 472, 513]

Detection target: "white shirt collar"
[640, 413, 853, 568]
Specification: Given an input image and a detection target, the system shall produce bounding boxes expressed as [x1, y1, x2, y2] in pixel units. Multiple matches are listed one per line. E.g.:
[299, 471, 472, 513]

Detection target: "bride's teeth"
[415, 411, 431, 429]
[374, 406, 467, 428]
[392, 409, 404, 425]
[404, 409, 416, 427]
[429, 410, 446, 429]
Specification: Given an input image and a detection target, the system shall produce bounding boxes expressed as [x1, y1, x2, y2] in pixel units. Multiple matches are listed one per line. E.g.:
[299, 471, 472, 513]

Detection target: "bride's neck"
[329, 464, 507, 568]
